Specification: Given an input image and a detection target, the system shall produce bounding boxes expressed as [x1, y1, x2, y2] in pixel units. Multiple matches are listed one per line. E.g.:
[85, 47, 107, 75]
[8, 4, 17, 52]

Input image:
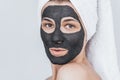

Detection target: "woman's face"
[40, 1, 86, 65]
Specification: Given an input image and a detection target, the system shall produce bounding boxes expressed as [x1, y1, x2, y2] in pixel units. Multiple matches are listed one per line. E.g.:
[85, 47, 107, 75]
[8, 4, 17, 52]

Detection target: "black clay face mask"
[41, 5, 85, 65]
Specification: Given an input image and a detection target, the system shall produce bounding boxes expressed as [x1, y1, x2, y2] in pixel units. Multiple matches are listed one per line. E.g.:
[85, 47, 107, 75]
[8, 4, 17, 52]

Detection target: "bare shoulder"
[56, 63, 101, 80]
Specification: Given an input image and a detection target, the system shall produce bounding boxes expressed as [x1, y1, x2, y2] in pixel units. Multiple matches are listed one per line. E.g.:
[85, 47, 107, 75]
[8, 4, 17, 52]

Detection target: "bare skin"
[41, 1, 101, 80]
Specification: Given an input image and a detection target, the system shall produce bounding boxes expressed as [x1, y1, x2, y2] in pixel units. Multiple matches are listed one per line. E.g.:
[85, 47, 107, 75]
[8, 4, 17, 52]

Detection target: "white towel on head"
[38, 0, 120, 80]
[86, 0, 120, 80]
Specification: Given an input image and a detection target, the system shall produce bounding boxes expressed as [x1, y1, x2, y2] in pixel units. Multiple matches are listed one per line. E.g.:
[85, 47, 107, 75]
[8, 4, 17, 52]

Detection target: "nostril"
[57, 40, 64, 44]
[57, 41, 63, 44]
[53, 40, 64, 45]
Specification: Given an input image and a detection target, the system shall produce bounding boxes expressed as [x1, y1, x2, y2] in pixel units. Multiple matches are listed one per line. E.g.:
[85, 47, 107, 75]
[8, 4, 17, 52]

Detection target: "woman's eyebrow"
[42, 18, 53, 22]
[63, 18, 79, 22]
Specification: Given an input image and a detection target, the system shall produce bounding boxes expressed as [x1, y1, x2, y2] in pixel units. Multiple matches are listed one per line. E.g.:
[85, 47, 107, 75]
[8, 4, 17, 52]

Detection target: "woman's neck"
[51, 64, 62, 80]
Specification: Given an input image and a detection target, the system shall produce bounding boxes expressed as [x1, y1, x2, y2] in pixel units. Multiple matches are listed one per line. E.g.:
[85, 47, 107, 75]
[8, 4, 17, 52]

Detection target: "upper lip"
[49, 48, 67, 51]
[49, 47, 68, 57]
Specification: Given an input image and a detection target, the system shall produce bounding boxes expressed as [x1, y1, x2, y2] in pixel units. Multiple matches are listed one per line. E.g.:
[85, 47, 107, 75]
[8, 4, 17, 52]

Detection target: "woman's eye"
[65, 24, 75, 29]
[45, 23, 53, 28]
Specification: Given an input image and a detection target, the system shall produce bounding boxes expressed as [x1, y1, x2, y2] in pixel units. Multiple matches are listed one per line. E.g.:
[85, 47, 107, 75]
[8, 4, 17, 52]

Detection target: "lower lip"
[49, 48, 68, 57]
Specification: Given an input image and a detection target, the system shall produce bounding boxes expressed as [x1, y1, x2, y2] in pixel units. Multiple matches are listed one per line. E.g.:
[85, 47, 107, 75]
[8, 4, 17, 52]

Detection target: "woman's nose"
[52, 31, 64, 46]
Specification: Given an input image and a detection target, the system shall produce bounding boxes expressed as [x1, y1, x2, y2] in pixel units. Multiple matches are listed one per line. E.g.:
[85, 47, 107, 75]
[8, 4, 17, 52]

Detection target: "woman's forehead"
[41, 1, 80, 16]
[42, 5, 80, 22]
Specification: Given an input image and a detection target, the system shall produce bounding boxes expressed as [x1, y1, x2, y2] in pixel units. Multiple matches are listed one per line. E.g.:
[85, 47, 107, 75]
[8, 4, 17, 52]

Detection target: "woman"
[39, 0, 120, 80]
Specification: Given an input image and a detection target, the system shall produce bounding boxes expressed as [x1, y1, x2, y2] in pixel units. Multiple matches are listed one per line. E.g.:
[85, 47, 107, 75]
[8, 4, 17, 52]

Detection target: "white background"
[0, 0, 119, 80]
[111, 0, 120, 67]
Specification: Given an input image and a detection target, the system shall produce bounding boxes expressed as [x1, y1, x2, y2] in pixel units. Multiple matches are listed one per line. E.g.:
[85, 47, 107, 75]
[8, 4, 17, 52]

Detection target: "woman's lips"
[49, 48, 68, 57]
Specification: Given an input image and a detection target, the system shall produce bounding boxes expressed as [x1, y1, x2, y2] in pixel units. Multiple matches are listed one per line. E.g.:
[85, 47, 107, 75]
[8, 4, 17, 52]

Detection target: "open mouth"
[49, 48, 68, 57]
